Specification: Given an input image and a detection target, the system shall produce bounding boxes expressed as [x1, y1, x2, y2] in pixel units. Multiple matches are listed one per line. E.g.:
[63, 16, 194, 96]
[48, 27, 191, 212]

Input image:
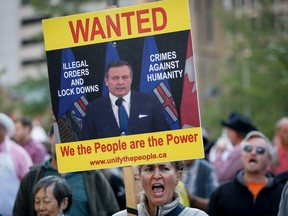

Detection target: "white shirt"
[0, 139, 21, 216]
[109, 92, 131, 127]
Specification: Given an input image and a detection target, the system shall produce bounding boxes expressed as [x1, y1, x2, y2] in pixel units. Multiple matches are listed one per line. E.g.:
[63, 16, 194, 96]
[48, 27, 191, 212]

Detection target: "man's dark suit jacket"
[81, 91, 170, 140]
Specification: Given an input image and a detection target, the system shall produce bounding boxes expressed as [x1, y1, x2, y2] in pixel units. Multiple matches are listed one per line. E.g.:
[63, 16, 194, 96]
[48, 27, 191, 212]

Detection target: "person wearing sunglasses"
[208, 131, 284, 216]
[211, 112, 258, 184]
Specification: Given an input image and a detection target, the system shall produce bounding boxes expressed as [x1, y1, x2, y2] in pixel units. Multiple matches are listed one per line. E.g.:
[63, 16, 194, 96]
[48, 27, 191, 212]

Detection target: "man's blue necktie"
[116, 98, 128, 135]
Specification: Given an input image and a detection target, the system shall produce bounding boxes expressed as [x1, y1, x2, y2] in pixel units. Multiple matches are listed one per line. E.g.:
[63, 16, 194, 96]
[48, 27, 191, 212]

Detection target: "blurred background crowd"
[1, 110, 288, 215]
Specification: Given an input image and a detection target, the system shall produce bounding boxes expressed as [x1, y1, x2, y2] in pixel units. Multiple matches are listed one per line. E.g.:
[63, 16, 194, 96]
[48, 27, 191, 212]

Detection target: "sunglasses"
[243, 145, 266, 155]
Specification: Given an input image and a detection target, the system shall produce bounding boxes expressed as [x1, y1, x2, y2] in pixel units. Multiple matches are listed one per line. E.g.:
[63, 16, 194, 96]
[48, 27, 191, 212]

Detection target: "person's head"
[275, 117, 288, 146]
[221, 112, 257, 145]
[33, 176, 72, 216]
[104, 60, 133, 98]
[0, 113, 15, 142]
[14, 116, 33, 143]
[241, 131, 273, 175]
[137, 161, 184, 207]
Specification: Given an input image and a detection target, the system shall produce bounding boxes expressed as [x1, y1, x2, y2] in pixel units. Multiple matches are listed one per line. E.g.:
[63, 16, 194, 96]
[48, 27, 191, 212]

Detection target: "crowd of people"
[1, 110, 288, 216]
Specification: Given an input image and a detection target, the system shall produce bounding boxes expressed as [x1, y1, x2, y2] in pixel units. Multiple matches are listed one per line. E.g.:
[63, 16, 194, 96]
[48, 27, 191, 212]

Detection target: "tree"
[215, 0, 288, 138]
[29, 0, 108, 17]
[11, 74, 51, 116]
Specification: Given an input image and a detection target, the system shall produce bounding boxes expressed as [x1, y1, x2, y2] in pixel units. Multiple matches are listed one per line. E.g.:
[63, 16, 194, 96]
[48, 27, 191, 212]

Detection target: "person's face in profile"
[14, 121, 29, 143]
[105, 65, 132, 98]
[34, 185, 68, 216]
[140, 162, 180, 207]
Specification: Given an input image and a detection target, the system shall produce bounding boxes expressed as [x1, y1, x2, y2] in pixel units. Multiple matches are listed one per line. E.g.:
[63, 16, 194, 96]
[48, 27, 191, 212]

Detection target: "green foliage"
[11, 75, 51, 116]
[0, 68, 16, 115]
[10, 0, 106, 128]
[214, 0, 288, 138]
[29, 0, 105, 16]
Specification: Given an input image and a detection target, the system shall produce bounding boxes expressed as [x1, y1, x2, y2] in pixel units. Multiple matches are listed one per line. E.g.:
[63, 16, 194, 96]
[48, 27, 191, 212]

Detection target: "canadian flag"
[180, 31, 200, 128]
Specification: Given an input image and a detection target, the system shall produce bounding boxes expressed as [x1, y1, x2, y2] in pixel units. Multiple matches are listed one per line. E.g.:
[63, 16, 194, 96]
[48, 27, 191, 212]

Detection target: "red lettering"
[152, 7, 167, 31]
[60, 146, 75, 157]
[121, 11, 135, 35]
[90, 17, 106, 40]
[166, 134, 173, 145]
[137, 9, 151, 33]
[94, 141, 127, 154]
[94, 142, 101, 153]
[68, 6, 167, 44]
[166, 133, 198, 145]
[69, 19, 90, 43]
[106, 14, 121, 38]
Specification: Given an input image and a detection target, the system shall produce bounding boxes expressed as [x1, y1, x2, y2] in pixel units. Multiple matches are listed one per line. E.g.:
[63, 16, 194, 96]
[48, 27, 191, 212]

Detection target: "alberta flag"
[57, 48, 88, 142]
[180, 31, 200, 128]
[102, 42, 119, 96]
[140, 36, 180, 130]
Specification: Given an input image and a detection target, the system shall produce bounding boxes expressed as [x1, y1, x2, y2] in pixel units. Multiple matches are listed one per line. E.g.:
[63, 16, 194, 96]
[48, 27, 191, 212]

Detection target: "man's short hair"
[241, 130, 274, 156]
[104, 60, 133, 78]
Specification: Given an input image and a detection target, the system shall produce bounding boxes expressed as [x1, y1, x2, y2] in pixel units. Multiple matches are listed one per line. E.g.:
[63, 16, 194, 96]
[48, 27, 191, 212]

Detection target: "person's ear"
[104, 77, 108, 86]
[61, 197, 68, 211]
[267, 153, 272, 163]
[175, 171, 181, 185]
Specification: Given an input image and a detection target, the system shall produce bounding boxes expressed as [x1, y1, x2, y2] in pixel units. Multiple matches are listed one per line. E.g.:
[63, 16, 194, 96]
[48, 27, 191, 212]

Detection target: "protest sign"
[43, 0, 203, 173]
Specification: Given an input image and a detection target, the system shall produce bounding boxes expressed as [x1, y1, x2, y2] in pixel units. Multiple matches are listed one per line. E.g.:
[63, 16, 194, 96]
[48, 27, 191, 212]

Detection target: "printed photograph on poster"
[47, 31, 200, 143]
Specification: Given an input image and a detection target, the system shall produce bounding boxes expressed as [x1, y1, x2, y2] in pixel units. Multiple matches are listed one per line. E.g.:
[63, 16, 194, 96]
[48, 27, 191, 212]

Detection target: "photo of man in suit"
[81, 60, 170, 140]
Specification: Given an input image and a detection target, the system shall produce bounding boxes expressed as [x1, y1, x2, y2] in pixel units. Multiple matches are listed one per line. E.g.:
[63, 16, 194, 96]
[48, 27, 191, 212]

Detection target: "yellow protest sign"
[43, 0, 203, 173]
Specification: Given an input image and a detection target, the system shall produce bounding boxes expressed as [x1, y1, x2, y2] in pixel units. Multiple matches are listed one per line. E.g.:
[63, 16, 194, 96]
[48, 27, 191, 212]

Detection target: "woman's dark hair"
[33, 176, 72, 213]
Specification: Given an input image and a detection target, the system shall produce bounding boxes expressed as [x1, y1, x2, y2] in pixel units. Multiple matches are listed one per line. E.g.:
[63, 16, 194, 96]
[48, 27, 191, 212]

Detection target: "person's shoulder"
[10, 140, 24, 151]
[83, 170, 108, 181]
[282, 181, 288, 195]
[182, 207, 209, 216]
[212, 180, 236, 195]
[275, 171, 288, 186]
[84, 96, 111, 115]
[199, 158, 214, 169]
[88, 95, 110, 106]
[131, 91, 157, 101]
[30, 138, 46, 151]
[29, 164, 44, 172]
[21, 164, 45, 181]
[10, 140, 31, 157]
[131, 91, 149, 96]
[112, 203, 144, 216]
